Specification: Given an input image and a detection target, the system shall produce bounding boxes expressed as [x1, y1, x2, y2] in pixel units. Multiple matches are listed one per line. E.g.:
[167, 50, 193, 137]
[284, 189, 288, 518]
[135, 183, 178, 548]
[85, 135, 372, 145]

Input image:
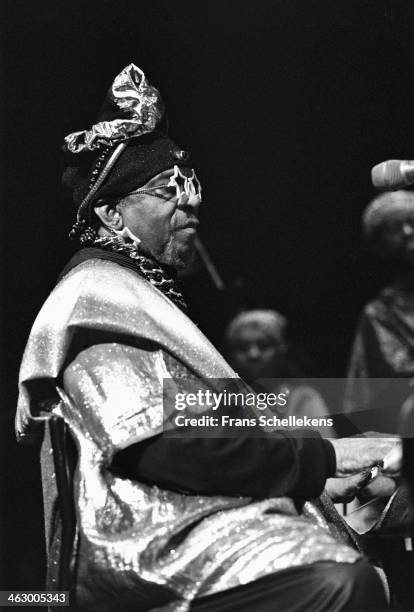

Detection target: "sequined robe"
[345, 285, 414, 431]
[16, 258, 360, 611]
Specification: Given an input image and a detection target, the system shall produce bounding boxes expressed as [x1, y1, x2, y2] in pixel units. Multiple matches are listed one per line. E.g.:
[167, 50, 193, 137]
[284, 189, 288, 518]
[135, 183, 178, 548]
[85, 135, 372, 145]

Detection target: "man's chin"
[158, 244, 196, 271]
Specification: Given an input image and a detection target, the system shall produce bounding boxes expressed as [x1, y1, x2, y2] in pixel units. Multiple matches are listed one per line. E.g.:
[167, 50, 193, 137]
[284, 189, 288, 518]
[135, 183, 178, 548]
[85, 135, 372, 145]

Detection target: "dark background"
[1, 0, 414, 593]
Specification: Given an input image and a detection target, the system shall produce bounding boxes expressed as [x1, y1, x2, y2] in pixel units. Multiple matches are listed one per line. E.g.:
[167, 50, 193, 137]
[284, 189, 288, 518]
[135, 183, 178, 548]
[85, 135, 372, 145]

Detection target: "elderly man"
[345, 190, 414, 432]
[16, 64, 395, 611]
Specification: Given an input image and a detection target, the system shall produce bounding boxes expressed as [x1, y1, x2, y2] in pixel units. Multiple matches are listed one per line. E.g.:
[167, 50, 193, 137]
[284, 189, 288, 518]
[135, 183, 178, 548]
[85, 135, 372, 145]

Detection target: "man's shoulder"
[54, 255, 151, 304]
[29, 256, 157, 339]
[57, 247, 143, 283]
[58, 255, 139, 282]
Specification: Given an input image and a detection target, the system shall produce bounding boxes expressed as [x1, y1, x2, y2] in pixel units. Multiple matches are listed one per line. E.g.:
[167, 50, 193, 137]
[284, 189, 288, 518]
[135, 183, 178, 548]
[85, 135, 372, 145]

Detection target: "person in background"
[225, 309, 335, 437]
[345, 190, 414, 433]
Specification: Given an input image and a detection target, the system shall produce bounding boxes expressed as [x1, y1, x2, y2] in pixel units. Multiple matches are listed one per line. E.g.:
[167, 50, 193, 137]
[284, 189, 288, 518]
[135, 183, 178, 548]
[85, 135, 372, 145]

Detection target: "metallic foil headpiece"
[63, 64, 194, 238]
[63, 64, 164, 154]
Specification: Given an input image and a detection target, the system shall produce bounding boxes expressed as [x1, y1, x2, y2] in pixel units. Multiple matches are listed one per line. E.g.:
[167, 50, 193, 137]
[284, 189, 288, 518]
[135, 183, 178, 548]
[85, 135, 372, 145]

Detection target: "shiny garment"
[17, 259, 359, 611]
[345, 285, 414, 429]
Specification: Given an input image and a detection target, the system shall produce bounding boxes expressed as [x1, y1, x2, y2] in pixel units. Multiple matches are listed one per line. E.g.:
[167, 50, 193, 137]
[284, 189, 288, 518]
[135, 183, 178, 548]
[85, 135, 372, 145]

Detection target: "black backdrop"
[1, 0, 414, 591]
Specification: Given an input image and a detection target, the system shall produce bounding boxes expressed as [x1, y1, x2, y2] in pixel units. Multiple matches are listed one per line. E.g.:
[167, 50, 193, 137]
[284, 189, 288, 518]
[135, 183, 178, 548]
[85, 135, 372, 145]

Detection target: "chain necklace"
[93, 234, 187, 312]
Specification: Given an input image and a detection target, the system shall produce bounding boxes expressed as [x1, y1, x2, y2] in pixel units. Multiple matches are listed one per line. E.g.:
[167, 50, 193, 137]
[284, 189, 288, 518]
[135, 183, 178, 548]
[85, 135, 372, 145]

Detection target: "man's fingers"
[383, 444, 403, 474]
[326, 472, 371, 503]
[358, 475, 397, 500]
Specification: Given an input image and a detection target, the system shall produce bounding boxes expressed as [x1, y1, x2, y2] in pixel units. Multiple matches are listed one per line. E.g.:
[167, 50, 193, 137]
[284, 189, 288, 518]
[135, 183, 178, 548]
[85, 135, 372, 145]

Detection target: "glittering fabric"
[64, 64, 164, 154]
[17, 260, 360, 611]
[345, 285, 414, 428]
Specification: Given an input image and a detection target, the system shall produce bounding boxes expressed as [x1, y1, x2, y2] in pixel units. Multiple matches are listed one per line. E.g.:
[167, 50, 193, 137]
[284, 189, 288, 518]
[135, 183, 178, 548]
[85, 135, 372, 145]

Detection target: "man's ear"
[93, 202, 123, 230]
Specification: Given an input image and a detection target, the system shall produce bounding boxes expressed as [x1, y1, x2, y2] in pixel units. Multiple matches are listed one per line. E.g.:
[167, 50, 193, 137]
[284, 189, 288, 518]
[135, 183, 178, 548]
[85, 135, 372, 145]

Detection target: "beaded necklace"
[93, 233, 187, 312]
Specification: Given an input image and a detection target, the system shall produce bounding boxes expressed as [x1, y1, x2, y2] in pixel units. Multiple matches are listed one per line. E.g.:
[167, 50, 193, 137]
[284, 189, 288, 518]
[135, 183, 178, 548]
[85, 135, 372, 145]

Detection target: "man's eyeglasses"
[129, 165, 202, 203]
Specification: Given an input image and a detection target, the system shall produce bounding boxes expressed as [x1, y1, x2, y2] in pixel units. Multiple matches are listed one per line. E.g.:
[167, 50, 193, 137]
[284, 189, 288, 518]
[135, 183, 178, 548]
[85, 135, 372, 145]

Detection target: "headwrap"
[362, 190, 414, 239]
[225, 309, 288, 346]
[62, 64, 194, 234]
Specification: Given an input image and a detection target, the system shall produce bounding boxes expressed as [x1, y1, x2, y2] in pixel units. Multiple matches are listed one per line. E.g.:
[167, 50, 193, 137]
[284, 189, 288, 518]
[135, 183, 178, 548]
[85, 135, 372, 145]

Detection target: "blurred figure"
[225, 310, 289, 382]
[225, 309, 335, 436]
[345, 190, 414, 432]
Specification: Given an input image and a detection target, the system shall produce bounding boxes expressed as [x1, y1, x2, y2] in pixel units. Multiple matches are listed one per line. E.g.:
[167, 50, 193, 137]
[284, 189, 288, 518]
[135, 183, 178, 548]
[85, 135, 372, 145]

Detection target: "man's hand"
[358, 474, 397, 501]
[326, 471, 397, 504]
[330, 436, 401, 477]
[326, 472, 372, 504]
[383, 443, 403, 474]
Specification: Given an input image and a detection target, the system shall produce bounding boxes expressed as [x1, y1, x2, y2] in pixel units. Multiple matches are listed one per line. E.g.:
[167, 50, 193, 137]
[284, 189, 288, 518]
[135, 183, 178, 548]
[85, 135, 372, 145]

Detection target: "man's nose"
[177, 192, 202, 212]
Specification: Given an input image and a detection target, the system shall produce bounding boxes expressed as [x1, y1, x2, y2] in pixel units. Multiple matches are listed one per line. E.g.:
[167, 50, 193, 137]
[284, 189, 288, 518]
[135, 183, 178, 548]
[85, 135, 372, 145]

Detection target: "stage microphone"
[371, 160, 414, 190]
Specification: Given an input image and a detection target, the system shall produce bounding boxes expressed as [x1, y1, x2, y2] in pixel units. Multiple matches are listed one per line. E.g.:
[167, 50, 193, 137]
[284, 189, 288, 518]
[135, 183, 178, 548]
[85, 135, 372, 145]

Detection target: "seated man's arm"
[62, 341, 400, 503]
[111, 427, 337, 501]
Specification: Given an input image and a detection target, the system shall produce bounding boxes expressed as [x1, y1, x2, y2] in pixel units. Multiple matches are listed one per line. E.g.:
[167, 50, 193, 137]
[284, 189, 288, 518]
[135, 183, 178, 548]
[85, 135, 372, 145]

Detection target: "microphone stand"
[194, 236, 225, 291]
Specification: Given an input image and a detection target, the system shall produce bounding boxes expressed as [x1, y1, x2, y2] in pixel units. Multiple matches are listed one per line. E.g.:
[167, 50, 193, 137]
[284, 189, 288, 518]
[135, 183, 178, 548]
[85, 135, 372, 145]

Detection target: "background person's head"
[225, 309, 288, 382]
[362, 190, 414, 268]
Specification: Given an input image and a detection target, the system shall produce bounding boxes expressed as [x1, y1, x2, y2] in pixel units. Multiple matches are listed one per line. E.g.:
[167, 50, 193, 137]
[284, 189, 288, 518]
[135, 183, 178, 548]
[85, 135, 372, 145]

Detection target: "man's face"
[228, 326, 286, 382]
[379, 210, 414, 266]
[117, 167, 201, 269]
